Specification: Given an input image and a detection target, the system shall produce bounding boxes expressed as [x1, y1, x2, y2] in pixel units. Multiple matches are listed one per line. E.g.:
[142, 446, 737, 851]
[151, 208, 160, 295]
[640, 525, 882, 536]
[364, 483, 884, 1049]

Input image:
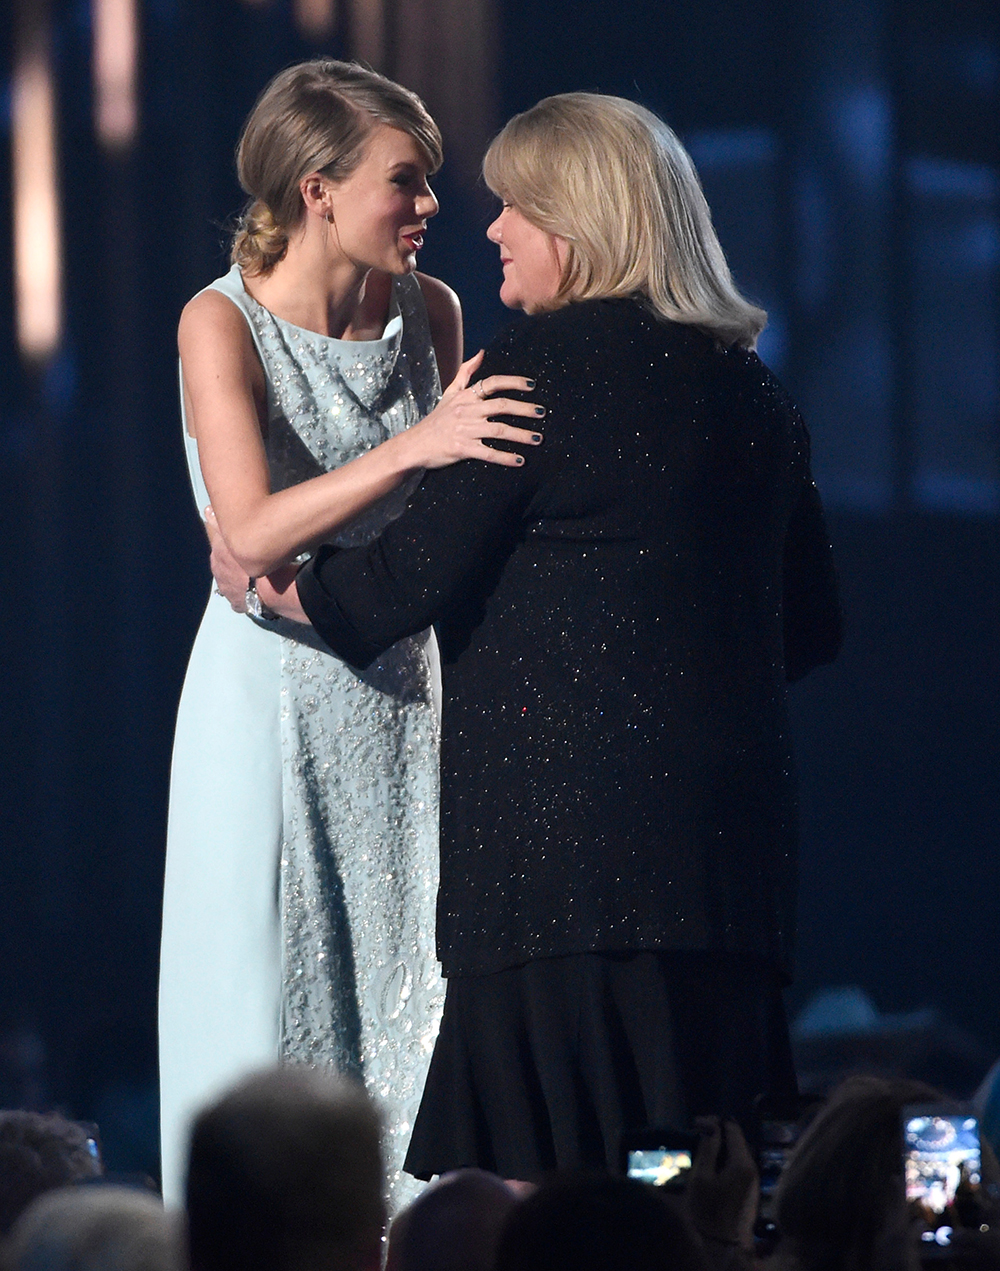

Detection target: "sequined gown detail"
[159, 266, 443, 1209]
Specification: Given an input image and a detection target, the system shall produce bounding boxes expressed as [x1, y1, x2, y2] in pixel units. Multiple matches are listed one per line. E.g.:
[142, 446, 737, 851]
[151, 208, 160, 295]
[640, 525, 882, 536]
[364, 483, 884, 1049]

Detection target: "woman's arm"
[206, 512, 307, 621]
[417, 272, 463, 387]
[180, 287, 544, 578]
[291, 326, 562, 664]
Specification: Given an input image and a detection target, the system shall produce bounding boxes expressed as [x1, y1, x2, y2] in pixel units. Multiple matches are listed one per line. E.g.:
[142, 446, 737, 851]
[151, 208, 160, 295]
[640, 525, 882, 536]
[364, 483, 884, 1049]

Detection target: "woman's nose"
[486, 215, 502, 243]
[418, 186, 439, 219]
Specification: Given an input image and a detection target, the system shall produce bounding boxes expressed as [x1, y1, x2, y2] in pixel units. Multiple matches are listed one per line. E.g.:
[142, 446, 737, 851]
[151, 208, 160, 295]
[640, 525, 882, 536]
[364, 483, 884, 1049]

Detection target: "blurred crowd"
[4, 1062, 1000, 1271]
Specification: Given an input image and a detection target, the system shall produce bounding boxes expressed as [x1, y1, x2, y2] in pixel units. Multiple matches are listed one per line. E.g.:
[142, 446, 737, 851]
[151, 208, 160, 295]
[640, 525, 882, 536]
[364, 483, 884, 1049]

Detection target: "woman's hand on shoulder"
[396, 349, 546, 471]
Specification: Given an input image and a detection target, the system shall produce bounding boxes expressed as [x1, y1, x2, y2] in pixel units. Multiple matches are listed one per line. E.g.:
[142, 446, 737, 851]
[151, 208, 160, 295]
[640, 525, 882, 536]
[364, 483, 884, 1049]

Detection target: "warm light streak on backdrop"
[296, 0, 338, 42]
[394, 0, 497, 181]
[93, 0, 139, 150]
[348, 0, 385, 69]
[240, 0, 495, 179]
[13, 1, 63, 361]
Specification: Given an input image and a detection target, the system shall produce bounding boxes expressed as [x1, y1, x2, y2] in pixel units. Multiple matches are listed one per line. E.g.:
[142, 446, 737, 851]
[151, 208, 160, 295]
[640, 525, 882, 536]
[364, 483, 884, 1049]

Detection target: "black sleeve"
[295, 326, 553, 668]
[782, 470, 844, 683]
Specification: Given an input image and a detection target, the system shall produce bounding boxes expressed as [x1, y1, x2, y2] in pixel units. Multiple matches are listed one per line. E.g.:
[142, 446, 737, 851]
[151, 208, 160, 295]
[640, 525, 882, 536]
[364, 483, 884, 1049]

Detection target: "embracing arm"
[295, 450, 539, 664]
[183, 285, 541, 578]
[292, 326, 568, 664]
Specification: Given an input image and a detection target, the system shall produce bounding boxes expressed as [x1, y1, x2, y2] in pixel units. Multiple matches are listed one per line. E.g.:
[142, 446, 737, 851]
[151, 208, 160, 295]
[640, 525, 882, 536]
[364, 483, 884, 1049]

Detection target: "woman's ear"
[300, 172, 333, 220]
[554, 234, 573, 288]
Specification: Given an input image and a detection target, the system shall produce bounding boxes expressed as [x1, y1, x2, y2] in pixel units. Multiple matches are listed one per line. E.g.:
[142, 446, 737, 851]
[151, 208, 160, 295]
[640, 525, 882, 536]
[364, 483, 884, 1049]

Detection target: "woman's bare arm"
[206, 511, 307, 621]
[418, 272, 463, 386]
[181, 285, 543, 578]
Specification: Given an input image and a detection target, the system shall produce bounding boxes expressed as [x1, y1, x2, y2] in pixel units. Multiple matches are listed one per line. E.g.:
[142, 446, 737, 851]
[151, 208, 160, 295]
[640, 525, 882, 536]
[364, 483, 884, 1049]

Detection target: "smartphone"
[902, 1104, 981, 1252]
[754, 1094, 824, 1200]
[621, 1128, 699, 1190]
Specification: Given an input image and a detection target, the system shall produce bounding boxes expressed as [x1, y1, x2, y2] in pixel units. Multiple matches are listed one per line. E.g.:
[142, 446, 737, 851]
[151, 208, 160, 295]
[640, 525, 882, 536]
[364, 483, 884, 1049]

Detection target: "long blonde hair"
[482, 93, 766, 348]
[232, 60, 442, 276]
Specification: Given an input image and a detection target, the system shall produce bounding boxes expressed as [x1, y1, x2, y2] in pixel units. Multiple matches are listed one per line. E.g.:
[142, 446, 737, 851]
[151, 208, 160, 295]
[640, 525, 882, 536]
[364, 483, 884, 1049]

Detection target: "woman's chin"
[378, 246, 419, 275]
[498, 281, 524, 312]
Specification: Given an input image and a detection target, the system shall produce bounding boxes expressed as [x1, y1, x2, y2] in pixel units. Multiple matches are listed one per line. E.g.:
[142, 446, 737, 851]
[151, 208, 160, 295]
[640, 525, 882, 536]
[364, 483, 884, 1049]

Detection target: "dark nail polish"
[525, 379, 536, 389]
[534, 406, 546, 416]
[531, 434, 542, 443]
[515, 455, 525, 465]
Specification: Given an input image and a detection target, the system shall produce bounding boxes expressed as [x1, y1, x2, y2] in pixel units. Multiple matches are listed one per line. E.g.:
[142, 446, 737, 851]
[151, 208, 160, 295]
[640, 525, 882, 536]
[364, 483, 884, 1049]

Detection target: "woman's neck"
[242, 228, 391, 341]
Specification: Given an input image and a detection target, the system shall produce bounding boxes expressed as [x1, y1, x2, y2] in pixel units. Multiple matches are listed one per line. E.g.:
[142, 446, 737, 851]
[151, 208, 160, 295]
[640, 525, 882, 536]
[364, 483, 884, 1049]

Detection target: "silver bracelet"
[245, 578, 279, 621]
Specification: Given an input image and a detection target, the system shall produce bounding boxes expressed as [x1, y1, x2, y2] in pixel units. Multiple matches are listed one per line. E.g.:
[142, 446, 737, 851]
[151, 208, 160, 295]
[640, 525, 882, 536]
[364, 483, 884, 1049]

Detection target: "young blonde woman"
[213, 92, 842, 1180]
[158, 60, 542, 1206]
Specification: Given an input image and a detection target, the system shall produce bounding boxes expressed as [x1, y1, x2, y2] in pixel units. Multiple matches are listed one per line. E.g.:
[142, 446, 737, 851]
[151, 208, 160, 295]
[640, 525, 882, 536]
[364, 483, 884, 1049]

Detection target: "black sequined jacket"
[297, 297, 842, 980]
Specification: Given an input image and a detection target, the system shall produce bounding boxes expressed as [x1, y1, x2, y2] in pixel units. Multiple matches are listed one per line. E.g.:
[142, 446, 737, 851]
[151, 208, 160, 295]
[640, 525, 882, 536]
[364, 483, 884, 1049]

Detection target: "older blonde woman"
[215, 92, 842, 1179]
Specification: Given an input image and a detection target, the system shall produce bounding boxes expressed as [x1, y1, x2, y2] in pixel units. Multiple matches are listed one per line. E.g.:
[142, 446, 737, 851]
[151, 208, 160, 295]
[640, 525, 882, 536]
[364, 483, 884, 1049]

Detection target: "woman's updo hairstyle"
[232, 60, 442, 276]
[482, 93, 766, 349]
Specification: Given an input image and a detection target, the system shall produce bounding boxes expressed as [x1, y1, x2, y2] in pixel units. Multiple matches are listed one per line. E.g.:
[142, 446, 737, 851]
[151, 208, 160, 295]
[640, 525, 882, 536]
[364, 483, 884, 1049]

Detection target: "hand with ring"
[205, 507, 249, 612]
[392, 349, 544, 471]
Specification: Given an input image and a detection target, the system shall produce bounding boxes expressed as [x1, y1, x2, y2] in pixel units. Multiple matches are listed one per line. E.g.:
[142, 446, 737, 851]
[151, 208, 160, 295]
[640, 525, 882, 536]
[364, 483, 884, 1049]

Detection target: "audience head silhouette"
[0, 1110, 102, 1236]
[494, 1173, 707, 1271]
[185, 1065, 384, 1271]
[3, 1184, 178, 1271]
[387, 1169, 517, 1271]
[774, 1074, 941, 1271]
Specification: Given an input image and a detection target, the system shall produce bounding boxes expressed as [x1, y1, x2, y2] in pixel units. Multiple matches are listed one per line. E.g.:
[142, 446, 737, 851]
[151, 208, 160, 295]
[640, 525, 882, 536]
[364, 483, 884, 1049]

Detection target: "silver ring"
[474, 381, 486, 400]
[214, 585, 223, 597]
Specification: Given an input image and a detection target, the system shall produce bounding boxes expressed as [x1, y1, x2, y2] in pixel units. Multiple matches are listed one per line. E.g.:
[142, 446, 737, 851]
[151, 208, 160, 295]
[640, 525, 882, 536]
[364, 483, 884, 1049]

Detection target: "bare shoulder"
[178, 285, 264, 413]
[416, 273, 463, 385]
[416, 272, 461, 324]
[178, 287, 252, 354]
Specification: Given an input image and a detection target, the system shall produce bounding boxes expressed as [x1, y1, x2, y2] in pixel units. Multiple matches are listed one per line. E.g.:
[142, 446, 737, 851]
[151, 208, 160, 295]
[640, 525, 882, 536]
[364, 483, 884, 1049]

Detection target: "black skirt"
[404, 950, 796, 1181]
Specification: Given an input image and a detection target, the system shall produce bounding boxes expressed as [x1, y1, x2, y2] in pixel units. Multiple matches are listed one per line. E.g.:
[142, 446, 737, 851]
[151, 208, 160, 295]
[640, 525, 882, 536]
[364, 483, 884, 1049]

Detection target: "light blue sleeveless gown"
[159, 265, 444, 1208]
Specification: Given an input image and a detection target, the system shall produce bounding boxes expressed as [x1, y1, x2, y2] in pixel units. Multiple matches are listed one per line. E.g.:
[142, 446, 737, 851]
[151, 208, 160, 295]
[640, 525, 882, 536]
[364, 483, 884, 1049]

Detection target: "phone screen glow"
[904, 1114, 981, 1215]
[627, 1148, 693, 1186]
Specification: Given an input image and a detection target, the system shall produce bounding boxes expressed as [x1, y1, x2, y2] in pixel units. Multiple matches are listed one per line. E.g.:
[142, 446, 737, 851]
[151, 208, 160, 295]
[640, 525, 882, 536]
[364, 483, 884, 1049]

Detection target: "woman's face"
[323, 125, 439, 274]
[487, 204, 568, 313]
